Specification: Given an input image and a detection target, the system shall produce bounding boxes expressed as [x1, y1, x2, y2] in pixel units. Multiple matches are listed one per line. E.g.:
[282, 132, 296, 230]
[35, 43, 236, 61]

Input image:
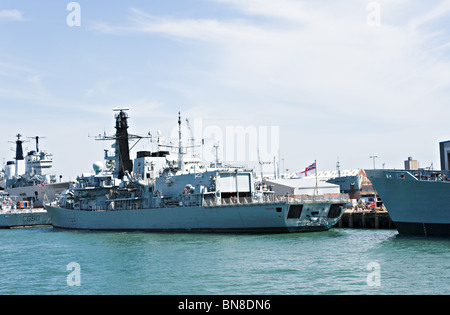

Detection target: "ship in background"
[0, 135, 72, 228]
[303, 162, 365, 200]
[365, 150, 450, 237]
[46, 108, 348, 233]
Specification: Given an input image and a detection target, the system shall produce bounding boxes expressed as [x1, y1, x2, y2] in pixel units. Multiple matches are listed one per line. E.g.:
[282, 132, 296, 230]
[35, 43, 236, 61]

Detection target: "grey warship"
[0, 135, 71, 228]
[46, 108, 348, 232]
[0, 191, 51, 228]
[366, 169, 450, 236]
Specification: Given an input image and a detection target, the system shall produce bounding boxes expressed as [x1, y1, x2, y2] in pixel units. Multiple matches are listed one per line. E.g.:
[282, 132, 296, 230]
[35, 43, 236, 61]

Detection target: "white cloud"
[409, 0, 450, 30]
[93, 7, 266, 44]
[97, 1, 449, 169]
[0, 9, 24, 21]
[4, 1, 449, 172]
[212, 0, 319, 23]
[89, 1, 450, 127]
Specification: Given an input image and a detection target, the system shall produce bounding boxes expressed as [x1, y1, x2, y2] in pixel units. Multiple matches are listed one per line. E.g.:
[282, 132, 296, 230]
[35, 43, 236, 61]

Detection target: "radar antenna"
[27, 136, 47, 153]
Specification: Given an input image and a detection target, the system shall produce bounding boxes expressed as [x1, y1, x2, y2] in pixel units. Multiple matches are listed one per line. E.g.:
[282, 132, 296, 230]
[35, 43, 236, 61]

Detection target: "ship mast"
[178, 112, 183, 169]
[114, 108, 133, 179]
[157, 112, 201, 171]
[96, 108, 150, 180]
[213, 143, 220, 168]
[28, 136, 46, 153]
[336, 158, 341, 177]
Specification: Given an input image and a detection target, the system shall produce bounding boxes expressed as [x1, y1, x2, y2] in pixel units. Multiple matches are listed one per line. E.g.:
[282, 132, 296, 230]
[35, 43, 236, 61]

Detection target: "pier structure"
[337, 207, 395, 229]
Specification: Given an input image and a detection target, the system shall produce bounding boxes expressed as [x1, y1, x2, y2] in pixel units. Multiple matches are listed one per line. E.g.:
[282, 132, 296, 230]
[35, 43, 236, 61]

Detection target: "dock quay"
[337, 208, 395, 229]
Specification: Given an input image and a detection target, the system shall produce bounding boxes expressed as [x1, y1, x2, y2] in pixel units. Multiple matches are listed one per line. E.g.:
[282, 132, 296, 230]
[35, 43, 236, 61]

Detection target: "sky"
[1, 0, 450, 180]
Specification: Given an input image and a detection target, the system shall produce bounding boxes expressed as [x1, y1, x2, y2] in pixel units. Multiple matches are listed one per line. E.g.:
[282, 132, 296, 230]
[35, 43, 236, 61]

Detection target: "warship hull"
[0, 210, 51, 229]
[46, 201, 344, 233]
[365, 169, 450, 236]
[6, 182, 71, 208]
[46, 109, 347, 234]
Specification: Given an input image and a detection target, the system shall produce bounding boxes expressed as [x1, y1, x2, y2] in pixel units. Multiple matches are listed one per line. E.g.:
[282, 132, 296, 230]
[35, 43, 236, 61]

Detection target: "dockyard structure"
[439, 140, 450, 171]
[303, 169, 365, 200]
[265, 179, 340, 196]
[404, 157, 418, 170]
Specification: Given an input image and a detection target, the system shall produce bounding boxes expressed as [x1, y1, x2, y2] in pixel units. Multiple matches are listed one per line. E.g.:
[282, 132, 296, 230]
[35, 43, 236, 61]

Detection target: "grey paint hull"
[46, 202, 343, 233]
[365, 169, 450, 236]
[0, 210, 51, 229]
[6, 182, 71, 208]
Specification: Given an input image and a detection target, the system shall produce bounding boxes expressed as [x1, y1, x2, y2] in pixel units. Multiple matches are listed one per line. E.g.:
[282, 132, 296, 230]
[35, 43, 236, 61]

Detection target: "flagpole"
[314, 160, 318, 196]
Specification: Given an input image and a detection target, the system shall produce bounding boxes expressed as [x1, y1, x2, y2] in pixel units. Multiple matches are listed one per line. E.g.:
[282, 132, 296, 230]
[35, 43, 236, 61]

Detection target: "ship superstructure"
[46, 109, 348, 232]
[4, 135, 72, 208]
[0, 135, 72, 228]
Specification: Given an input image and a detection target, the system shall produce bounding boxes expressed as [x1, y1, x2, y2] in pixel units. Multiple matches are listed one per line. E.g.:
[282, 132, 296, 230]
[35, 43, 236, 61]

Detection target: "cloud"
[5, 1, 448, 172]
[409, 0, 450, 30]
[92, 7, 266, 44]
[87, 1, 450, 134]
[212, 0, 322, 24]
[0, 9, 24, 21]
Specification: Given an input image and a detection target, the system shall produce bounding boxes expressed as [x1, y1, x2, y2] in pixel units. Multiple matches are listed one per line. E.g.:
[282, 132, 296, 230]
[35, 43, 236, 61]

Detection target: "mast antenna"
[27, 136, 47, 153]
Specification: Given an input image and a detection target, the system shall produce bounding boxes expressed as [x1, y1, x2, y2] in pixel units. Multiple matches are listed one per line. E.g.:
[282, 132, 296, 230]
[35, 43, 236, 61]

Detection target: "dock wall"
[337, 208, 395, 229]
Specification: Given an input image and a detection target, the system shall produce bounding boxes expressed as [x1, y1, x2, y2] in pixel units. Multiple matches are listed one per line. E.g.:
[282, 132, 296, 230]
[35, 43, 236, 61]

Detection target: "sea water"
[0, 227, 448, 295]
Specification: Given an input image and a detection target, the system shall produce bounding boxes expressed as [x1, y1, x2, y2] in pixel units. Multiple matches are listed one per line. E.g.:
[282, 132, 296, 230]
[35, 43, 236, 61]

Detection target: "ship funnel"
[14, 134, 25, 177]
[15, 134, 24, 161]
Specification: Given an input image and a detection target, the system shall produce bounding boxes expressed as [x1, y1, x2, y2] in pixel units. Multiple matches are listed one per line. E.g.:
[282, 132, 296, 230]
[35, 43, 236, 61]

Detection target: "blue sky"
[1, 0, 450, 180]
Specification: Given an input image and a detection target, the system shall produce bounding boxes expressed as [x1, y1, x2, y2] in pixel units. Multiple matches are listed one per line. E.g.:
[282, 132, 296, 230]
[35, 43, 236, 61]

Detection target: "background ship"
[0, 191, 51, 228]
[365, 168, 450, 236]
[304, 165, 365, 200]
[46, 108, 348, 233]
[0, 135, 72, 228]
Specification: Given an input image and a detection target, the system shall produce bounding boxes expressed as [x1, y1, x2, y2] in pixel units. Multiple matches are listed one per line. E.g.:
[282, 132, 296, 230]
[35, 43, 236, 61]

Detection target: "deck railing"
[203, 194, 349, 207]
[59, 193, 349, 211]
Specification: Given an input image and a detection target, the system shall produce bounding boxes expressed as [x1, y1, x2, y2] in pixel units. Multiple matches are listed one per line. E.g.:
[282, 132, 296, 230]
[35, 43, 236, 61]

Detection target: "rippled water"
[0, 227, 448, 295]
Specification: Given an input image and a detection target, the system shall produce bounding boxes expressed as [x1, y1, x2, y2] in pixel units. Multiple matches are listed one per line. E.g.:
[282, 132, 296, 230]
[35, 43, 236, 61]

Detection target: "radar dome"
[93, 161, 103, 174]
